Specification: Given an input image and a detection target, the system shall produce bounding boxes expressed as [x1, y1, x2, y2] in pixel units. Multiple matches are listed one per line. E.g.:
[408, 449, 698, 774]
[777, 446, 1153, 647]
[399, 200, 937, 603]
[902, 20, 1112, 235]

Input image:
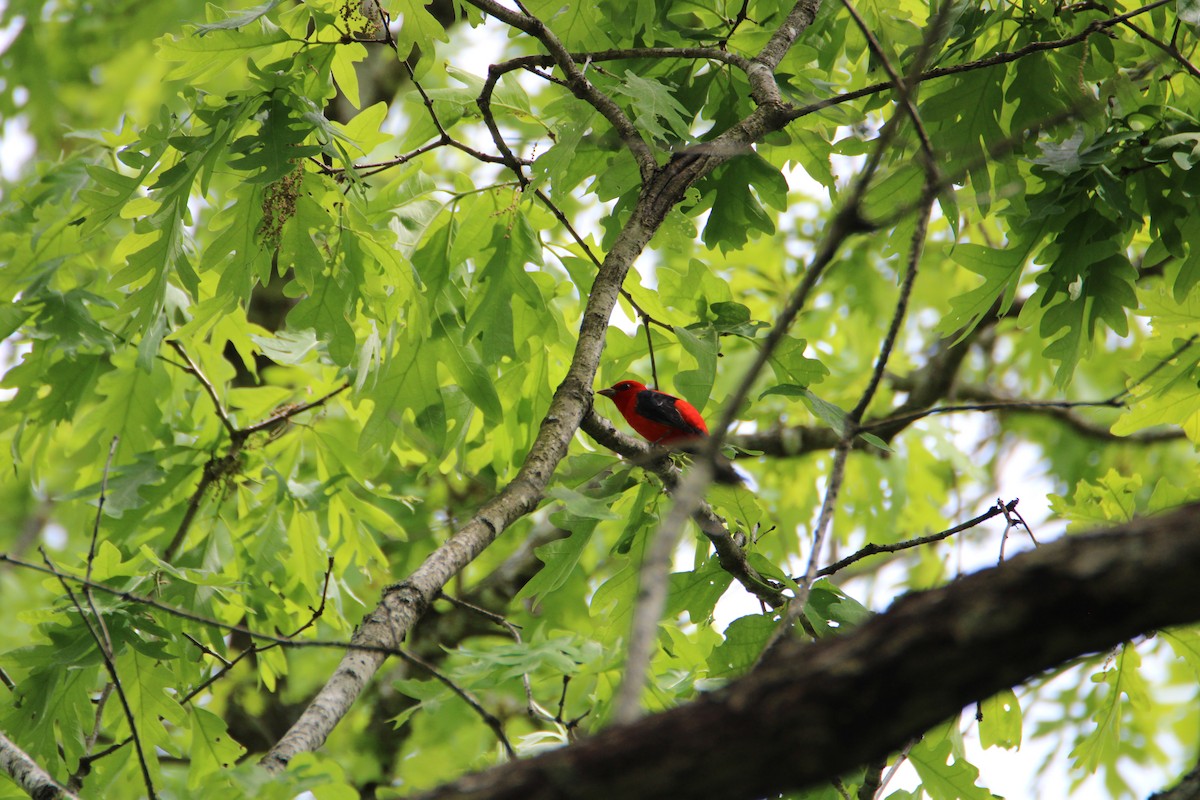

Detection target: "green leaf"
[392, 0, 450, 57]
[1, 662, 93, 770]
[759, 387, 849, 436]
[1070, 645, 1149, 776]
[334, 100, 389, 156]
[708, 614, 777, 679]
[667, 558, 734, 624]
[193, 0, 287, 34]
[938, 243, 1026, 337]
[518, 1, 613, 47]
[157, 18, 293, 82]
[287, 269, 357, 367]
[909, 734, 991, 800]
[251, 329, 321, 364]
[119, 649, 187, 754]
[767, 335, 828, 388]
[227, 96, 323, 183]
[187, 707, 246, 789]
[546, 486, 622, 521]
[804, 580, 871, 635]
[432, 336, 503, 424]
[611, 71, 693, 144]
[701, 154, 790, 251]
[979, 688, 1023, 749]
[673, 324, 719, 412]
[709, 301, 767, 338]
[1162, 629, 1200, 679]
[515, 530, 593, 603]
[462, 215, 546, 362]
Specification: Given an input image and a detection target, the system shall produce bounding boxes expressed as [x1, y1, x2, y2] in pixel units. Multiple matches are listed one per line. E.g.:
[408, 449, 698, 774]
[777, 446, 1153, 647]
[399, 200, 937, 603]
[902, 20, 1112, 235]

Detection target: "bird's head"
[598, 380, 647, 400]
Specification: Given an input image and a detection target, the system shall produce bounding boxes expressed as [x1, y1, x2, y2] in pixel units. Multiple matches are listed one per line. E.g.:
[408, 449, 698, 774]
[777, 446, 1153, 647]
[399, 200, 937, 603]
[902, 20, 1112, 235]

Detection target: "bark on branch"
[409, 503, 1200, 800]
[0, 729, 80, 800]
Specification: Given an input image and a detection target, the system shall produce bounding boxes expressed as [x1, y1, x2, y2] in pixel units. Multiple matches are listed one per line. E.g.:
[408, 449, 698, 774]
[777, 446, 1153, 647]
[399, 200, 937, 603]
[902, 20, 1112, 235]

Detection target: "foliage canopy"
[2, 0, 1200, 798]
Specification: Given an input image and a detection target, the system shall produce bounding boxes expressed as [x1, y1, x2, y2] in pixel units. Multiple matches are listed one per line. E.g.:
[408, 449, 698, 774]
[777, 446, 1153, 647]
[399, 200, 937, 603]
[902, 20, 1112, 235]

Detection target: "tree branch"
[407, 502, 1200, 800]
[0, 728, 80, 800]
[465, 0, 657, 179]
[580, 409, 782, 608]
[814, 499, 1017, 577]
[785, 0, 1174, 124]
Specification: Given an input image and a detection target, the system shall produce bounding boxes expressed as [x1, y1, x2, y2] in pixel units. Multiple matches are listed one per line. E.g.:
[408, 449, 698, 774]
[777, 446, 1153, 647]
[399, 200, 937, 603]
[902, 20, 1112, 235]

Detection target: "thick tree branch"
[409, 502, 1200, 800]
[1151, 760, 1200, 800]
[0, 729, 80, 800]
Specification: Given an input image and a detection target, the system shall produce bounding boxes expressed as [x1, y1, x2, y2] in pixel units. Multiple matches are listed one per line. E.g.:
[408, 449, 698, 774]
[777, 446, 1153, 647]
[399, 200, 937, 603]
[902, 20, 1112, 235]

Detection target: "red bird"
[597, 380, 742, 484]
[598, 380, 708, 445]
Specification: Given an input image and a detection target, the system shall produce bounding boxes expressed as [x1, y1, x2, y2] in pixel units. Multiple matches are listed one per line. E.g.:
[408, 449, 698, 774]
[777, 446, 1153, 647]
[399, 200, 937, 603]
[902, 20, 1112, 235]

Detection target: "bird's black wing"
[635, 390, 705, 436]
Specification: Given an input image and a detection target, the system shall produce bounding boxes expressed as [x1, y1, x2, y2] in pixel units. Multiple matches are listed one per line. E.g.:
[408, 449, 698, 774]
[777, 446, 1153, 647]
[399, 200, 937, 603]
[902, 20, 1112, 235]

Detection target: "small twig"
[181, 632, 233, 668]
[531, 188, 675, 336]
[162, 382, 349, 562]
[718, 0, 752, 47]
[840, 0, 941, 172]
[644, 320, 660, 389]
[767, 187, 937, 657]
[182, 556, 336, 704]
[580, 411, 783, 607]
[996, 497, 1039, 563]
[238, 383, 351, 437]
[888, 378, 1188, 444]
[863, 333, 1200, 437]
[435, 592, 557, 725]
[873, 740, 918, 799]
[167, 340, 237, 438]
[85, 437, 120, 584]
[70, 439, 154, 794]
[180, 648, 258, 706]
[465, 0, 658, 179]
[815, 500, 1018, 577]
[1110, 334, 1199, 404]
[555, 676, 571, 723]
[0, 552, 404, 658]
[284, 556, 335, 638]
[162, 455, 232, 562]
[1120, 18, 1200, 81]
[786, 0, 1174, 126]
[755, 1, 950, 653]
[66, 683, 113, 792]
[861, 397, 1124, 433]
[40, 548, 157, 799]
[399, 649, 516, 759]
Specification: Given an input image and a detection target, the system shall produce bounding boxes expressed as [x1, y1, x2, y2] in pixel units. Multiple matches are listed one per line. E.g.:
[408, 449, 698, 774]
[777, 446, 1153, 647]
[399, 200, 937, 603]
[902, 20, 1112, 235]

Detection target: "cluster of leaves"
[0, 0, 1199, 798]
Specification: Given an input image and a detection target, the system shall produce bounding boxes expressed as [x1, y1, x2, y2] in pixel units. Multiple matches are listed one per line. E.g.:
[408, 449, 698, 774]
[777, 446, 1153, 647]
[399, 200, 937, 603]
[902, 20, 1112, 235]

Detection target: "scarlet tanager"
[597, 380, 742, 484]
[597, 380, 708, 444]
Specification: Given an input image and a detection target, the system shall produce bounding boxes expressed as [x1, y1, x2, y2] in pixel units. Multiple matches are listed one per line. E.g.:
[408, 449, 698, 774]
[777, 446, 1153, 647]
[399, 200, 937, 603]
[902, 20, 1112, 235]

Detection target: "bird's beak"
[597, 387, 616, 398]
